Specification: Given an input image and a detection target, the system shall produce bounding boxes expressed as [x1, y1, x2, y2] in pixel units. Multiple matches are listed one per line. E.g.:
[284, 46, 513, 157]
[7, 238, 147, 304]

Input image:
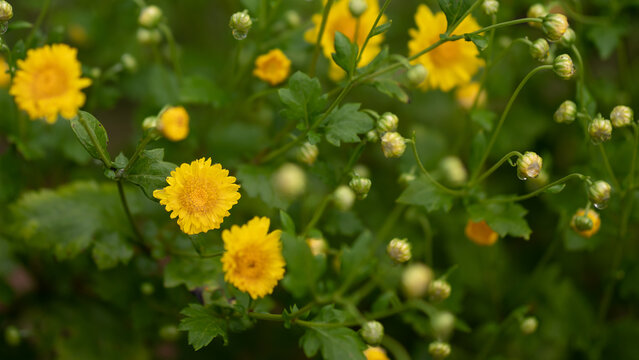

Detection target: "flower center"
[263, 57, 282, 74]
[179, 179, 216, 214]
[429, 41, 461, 67]
[32, 65, 68, 99]
[236, 250, 263, 279]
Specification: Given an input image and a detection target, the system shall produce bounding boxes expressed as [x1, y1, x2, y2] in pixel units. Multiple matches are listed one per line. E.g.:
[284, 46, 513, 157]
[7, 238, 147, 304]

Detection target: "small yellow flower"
[221, 217, 285, 299]
[455, 82, 486, 110]
[408, 5, 485, 91]
[0, 57, 10, 88]
[570, 209, 600, 238]
[10, 44, 91, 123]
[465, 219, 498, 246]
[364, 346, 390, 360]
[305, 0, 387, 81]
[253, 49, 291, 86]
[153, 158, 241, 235]
[158, 106, 189, 141]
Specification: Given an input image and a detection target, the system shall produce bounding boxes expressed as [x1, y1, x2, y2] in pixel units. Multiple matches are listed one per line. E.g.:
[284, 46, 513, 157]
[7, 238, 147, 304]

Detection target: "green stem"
[627, 124, 639, 189]
[487, 173, 586, 203]
[474, 151, 523, 184]
[411, 134, 466, 196]
[470, 14, 497, 111]
[123, 133, 154, 174]
[309, 0, 334, 77]
[158, 23, 182, 80]
[78, 112, 113, 168]
[117, 181, 147, 250]
[355, 0, 391, 66]
[27, 0, 51, 47]
[446, 0, 483, 36]
[418, 215, 433, 265]
[598, 144, 621, 190]
[381, 335, 411, 360]
[470, 65, 552, 181]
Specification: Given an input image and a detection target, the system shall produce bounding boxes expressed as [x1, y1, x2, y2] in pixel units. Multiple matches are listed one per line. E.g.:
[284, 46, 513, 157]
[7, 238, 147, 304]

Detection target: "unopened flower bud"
[366, 130, 379, 142]
[381, 132, 406, 158]
[285, 10, 301, 28]
[553, 54, 575, 80]
[559, 28, 576, 47]
[529, 38, 550, 62]
[429, 279, 452, 302]
[306, 238, 328, 256]
[520, 317, 538, 335]
[273, 163, 306, 198]
[589, 180, 611, 209]
[387, 238, 411, 263]
[4, 326, 20, 346]
[360, 321, 384, 345]
[353, 164, 370, 178]
[121, 53, 138, 72]
[377, 112, 398, 133]
[137, 28, 161, 45]
[610, 105, 634, 128]
[428, 341, 451, 359]
[349, 176, 372, 200]
[402, 263, 433, 298]
[229, 10, 252, 40]
[297, 142, 319, 165]
[0, 0, 12, 22]
[482, 0, 499, 15]
[527, 4, 547, 27]
[554, 100, 577, 124]
[334, 185, 356, 211]
[588, 115, 612, 144]
[139, 5, 163, 28]
[142, 116, 158, 131]
[542, 13, 569, 41]
[407, 64, 427, 87]
[140, 282, 155, 295]
[517, 152, 543, 180]
[439, 156, 467, 186]
[431, 312, 455, 339]
[399, 172, 416, 186]
[570, 208, 600, 238]
[159, 325, 179, 341]
[349, 0, 368, 17]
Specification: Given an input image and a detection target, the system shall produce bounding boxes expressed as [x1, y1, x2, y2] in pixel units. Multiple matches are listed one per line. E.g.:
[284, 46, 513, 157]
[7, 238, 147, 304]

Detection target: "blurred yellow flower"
[0, 57, 10, 88]
[10, 44, 91, 123]
[570, 209, 600, 238]
[67, 24, 89, 46]
[221, 217, 285, 299]
[408, 5, 484, 91]
[455, 82, 486, 110]
[158, 106, 189, 141]
[253, 49, 291, 86]
[364, 346, 390, 360]
[153, 158, 241, 235]
[304, 0, 386, 81]
[465, 219, 498, 246]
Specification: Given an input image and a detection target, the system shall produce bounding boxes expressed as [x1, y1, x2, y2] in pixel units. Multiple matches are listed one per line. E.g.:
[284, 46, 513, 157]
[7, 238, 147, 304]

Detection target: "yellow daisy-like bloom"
[455, 82, 486, 110]
[408, 5, 485, 91]
[153, 158, 241, 235]
[253, 49, 291, 86]
[0, 57, 10, 88]
[364, 346, 390, 360]
[158, 106, 189, 141]
[570, 209, 601, 238]
[10, 44, 91, 123]
[304, 0, 387, 81]
[221, 217, 285, 299]
[465, 219, 498, 246]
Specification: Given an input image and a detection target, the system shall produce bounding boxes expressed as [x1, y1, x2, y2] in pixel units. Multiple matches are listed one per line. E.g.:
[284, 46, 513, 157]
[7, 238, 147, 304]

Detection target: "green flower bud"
[428, 341, 451, 359]
[573, 214, 593, 231]
[360, 321, 384, 345]
[559, 27, 576, 47]
[517, 151, 543, 180]
[297, 142, 319, 165]
[429, 279, 452, 302]
[407, 64, 428, 87]
[0, 1, 12, 22]
[349, 0, 368, 17]
[285, 10, 301, 28]
[138, 5, 163, 28]
[553, 54, 576, 80]
[140, 282, 155, 295]
[529, 38, 550, 62]
[366, 130, 379, 142]
[527, 4, 547, 28]
[588, 115, 613, 144]
[439, 156, 468, 186]
[159, 325, 180, 341]
[273, 163, 306, 198]
[554, 100, 577, 124]
[349, 175, 372, 200]
[121, 53, 138, 73]
[377, 112, 398, 133]
[4, 326, 20, 347]
[137, 28, 161, 45]
[482, 0, 499, 16]
[142, 116, 159, 131]
[589, 180, 611, 209]
[381, 132, 406, 158]
[334, 185, 356, 211]
[402, 263, 433, 298]
[431, 311, 455, 339]
[610, 105, 634, 128]
[542, 13, 569, 41]
[398, 172, 416, 186]
[520, 317, 538, 335]
[229, 10, 252, 40]
[387, 238, 411, 263]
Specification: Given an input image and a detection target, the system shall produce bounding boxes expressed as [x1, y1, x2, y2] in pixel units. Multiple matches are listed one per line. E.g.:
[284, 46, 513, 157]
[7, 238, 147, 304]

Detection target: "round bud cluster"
[334, 185, 356, 211]
[306, 238, 328, 256]
[349, 175, 372, 200]
[610, 105, 634, 128]
[381, 132, 406, 158]
[517, 152, 543, 180]
[588, 115, 613, 144]
[273, 163, 306, 198]
[0, 1, 13, 22]
[387, 238, 412, 263]
[529, 38, 550, 62]
[559, 28, 576, 47]
[429, 279, 452, 302]
[407, 64, 428, 87]
[553, 54, 576, 80]
[542, 13, 569, 41]
[139, 5, 163, 28]
[482, 0, 499, 16]
[377, 112, 398, 133]
[428, 341, 451, 359]
[554, 100, 577, 124]
[229, 10, 252, 40]
[297, 142, 319, 165]
[588, 180, 611, 209]
[360, 321, 384, 345]
[570, 208, 600, 238]
[349, 0, 368, 17]
[401, 263, 433, 298]
[520, 317, 539, 335]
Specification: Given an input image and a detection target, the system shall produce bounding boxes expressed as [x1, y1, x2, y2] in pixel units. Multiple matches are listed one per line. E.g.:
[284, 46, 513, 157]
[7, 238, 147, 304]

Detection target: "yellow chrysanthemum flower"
[455, 82, 486, 110]
[364, 346, 390, 360]
[465, 219, 498, 246]
[253, 49, 291, 86]
[0, 57, 10, 88]
[408, 5, 484, 91]
[153, 158, 241, 235]
[221, 217, 285, 299]
[304, 0, 387, 81]
[9, 44, 91, 123]
[158, 106, 189, 141]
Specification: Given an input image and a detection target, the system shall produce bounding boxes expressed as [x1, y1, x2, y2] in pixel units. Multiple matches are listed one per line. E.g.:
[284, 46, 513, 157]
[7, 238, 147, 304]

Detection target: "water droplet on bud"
[593, 202, 607, 210]
[517, 173, 528, 181]
[232, 29, 247, 40]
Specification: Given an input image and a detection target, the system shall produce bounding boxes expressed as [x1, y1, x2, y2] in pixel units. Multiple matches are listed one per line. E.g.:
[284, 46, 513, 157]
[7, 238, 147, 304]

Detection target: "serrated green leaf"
[124, 148, 176, 200]
[467, 202, 532, 239]
[69, 111, 111, 165]
[332, 32, 359, 76]
[397, 177, 455, 212]
[91, 232, 134, 270]
[299, 306, 365, 360]
[324, 103, 374, 146]
[465, 33, 488, 51]
[373, 79, 409, 103]
[179, 304, 228, 350]
[281, 233, 324, 298]
[279, 72, 327, 124]
[438, 0, 474, 32]
[236, 164, 288, 209]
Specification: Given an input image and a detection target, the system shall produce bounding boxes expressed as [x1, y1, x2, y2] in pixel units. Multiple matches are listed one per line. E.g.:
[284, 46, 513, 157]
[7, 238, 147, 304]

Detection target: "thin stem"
[446, 0, 483, 36]
[27, 0, 51, 47]
[355, 0, 391, 66]
[169, 249, 223, 258]
[381, 335, 411, 360]
[158, 23, 182, 80]
[470, 14, 497, 111]
[123, 133, 154, 173]
[117, 181, 147, 250]
[475, 151, 523, 184]
[470, 65, 552, 181]
[411, 134, 466, 196]
[598, 144, 621, 190]
[627, 124, 639, 189]
[309, 0, 334, 77]
[78, 112, 113, 168]
[487, 173, 586, 203]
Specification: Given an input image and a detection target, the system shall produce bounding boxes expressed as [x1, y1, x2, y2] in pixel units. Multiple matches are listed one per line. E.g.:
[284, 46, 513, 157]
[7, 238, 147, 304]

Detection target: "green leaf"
[179, 304, 228, 350]
[373, 79, 409, 103]
[397, 177, 455, 212]
[91, 232, 134, 270]
[236, 164, 288, 209]
[438, 0, 474, 32]
[370, 21, 392, 37]
[279, 71, 327, 123]
[331, 32, 358, 76]
[279, 210, 296, 235]
[587, 25, 626, 60]
[465, 33, 488, 51]
[299, 306, 366, 360]
[164, 256, 221, 290]
[281, 233, 324, 298]
[324, 103, 374, 146]
[467, 202, 532, 239]
[7, 21, 33, 31]
[545, 184, 566, 194]
[471, 109, 496, 132]
[180, 75, 227, 108]
[124, 148, 176, 200]
[357, 46, 389, 75]
[339, 231, 374, 281]
[69, 111, 111, 165]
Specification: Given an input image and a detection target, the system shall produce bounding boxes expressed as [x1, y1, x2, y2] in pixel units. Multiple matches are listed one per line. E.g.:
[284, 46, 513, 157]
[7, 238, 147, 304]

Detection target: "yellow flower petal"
[253, 49, 291, 86]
